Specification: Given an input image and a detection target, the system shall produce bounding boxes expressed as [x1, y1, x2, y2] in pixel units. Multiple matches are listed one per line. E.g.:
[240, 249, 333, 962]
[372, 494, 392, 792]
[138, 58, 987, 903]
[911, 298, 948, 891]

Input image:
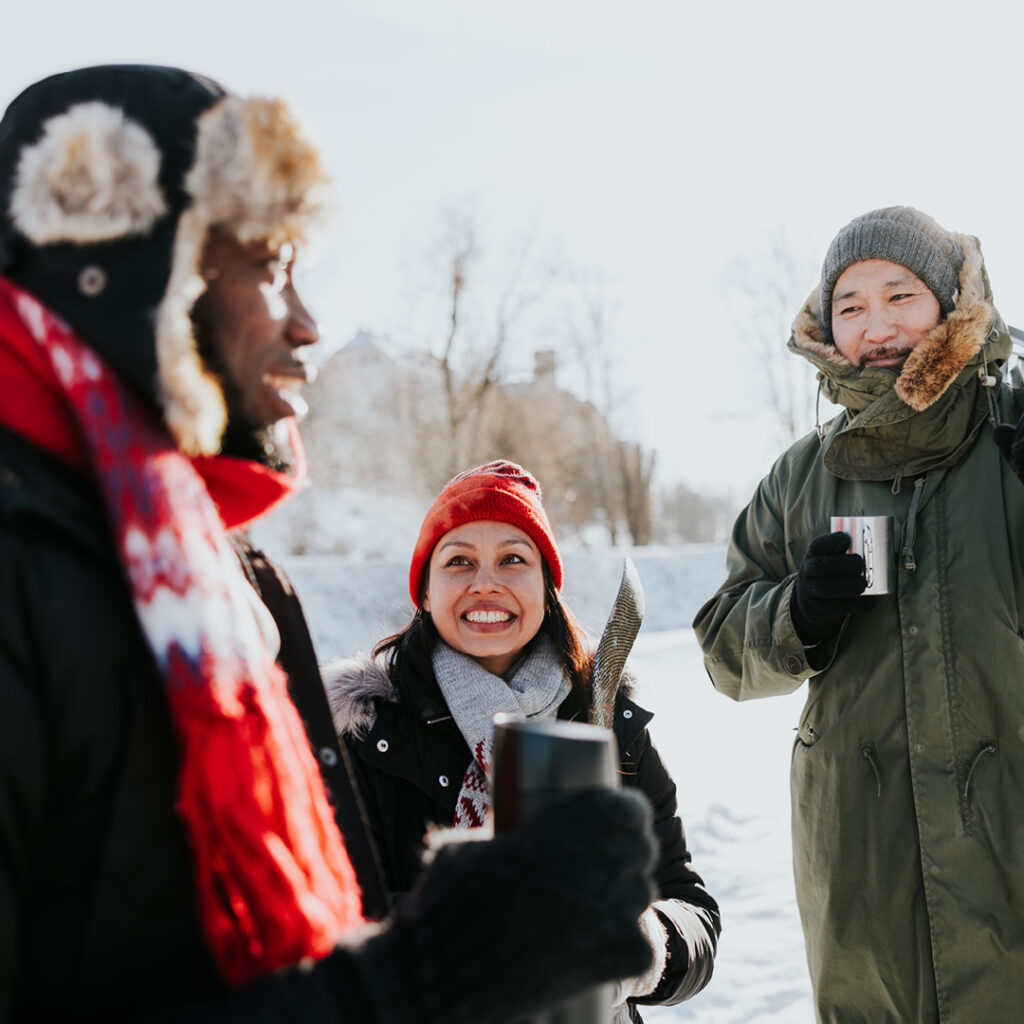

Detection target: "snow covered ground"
[630, 630, 813, 1022]
[279, 547, 816, 1022]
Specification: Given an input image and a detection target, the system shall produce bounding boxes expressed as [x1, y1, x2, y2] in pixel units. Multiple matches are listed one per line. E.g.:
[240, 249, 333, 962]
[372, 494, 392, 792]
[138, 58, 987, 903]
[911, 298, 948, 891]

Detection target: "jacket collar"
[322, 651, 642, 740]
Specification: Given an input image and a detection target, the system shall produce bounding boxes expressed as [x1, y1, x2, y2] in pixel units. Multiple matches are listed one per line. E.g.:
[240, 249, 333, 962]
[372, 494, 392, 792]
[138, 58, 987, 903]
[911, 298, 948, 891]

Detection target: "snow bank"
[276, 544, 731, 658]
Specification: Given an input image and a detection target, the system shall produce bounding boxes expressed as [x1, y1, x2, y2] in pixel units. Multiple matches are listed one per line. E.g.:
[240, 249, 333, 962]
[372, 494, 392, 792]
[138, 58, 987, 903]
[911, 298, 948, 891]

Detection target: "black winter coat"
[323, 652, 721, 1017]
[0, 428, 384, 1021]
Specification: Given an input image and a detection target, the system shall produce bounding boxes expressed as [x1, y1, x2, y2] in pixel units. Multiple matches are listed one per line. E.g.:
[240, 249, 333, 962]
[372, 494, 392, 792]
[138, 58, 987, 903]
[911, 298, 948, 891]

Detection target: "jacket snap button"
[376, 738, 389, 753]
[439, 775, 449, 787]
[622, 709, 633, 719]
[784, 654, 802, 674]
[318, 746, 338, 767]
[77, 264, 107, 297]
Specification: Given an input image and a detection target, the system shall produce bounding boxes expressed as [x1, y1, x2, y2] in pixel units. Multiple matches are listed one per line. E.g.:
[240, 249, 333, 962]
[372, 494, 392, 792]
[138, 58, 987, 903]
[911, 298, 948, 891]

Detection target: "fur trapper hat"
[0, 64, 328, 455]
[408, 460, 563, 606]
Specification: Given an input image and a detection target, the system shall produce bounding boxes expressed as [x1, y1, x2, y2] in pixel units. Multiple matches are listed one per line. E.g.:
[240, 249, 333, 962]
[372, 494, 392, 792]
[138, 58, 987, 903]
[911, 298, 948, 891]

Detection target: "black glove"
[348, 788, 657, 1024]
[790, 531, 874, 645]
[994, 416, 1024, 482]
[157, 790, 655, 1024]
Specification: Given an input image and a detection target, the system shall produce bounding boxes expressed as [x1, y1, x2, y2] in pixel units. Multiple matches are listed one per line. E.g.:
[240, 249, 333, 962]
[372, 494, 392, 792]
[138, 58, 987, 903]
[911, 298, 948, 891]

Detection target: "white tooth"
[262, 375, 309, 421]
[466, 610, 511, 623]
[286, 392, 309, 421]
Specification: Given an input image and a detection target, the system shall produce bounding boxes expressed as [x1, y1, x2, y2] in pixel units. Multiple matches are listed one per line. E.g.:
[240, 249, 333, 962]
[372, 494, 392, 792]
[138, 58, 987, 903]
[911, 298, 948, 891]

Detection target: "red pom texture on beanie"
[408, 460, 563, 606]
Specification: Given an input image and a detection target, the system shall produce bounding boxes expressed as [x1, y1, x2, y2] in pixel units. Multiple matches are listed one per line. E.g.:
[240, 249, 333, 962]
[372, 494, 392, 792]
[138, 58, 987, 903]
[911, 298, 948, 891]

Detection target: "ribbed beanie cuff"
[819, 206, 963, 341]
[408, 461, 562, 606]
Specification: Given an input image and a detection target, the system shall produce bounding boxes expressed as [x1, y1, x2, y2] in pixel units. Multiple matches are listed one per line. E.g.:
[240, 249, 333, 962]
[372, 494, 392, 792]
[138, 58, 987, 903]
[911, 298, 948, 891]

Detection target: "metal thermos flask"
[492, 716, 620, 1024]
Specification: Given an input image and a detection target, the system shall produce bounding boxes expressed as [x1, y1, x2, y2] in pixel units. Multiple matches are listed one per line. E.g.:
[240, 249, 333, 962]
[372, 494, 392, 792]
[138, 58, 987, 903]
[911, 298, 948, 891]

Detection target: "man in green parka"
[694, 206, 1024, 1024]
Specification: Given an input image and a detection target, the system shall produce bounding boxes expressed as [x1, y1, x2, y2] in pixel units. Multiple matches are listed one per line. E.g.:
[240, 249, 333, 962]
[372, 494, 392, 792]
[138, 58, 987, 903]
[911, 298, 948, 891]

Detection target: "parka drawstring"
[980, 366, 999, 424]
[861, 744, 882, 798]
[964, 742, 998, 801]
[899, 476, 926, 572]
[815, 381, 826, 442]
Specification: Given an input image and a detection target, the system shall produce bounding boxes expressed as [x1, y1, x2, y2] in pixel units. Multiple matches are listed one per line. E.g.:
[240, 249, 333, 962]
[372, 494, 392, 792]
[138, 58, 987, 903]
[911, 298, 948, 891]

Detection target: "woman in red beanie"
[323, 461, 720, 1021]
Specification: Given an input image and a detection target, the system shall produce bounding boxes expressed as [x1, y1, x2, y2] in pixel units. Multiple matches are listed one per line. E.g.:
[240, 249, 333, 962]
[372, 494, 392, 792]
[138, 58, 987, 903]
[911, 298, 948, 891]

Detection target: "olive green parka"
[693, 235, 1024, 1023]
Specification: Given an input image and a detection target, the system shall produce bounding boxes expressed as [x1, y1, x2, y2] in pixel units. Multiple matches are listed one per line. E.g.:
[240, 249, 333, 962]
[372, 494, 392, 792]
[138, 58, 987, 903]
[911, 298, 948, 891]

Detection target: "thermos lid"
[492, 716, 618, 795]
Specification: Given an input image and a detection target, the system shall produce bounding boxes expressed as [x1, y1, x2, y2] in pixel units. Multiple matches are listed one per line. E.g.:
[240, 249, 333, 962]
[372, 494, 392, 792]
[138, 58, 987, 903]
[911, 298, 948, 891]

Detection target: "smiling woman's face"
[424, 519, 547, 677]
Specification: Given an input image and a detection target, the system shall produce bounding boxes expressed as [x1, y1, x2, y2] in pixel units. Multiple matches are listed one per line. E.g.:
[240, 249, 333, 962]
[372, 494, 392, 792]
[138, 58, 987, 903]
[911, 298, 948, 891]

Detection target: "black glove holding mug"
[790, 531, 874, 646]
[993, 415, 1024, 483]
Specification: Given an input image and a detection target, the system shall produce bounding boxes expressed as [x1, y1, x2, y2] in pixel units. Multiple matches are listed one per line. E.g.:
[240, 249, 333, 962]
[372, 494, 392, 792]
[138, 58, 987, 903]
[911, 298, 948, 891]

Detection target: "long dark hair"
[373, 564, 593, 705]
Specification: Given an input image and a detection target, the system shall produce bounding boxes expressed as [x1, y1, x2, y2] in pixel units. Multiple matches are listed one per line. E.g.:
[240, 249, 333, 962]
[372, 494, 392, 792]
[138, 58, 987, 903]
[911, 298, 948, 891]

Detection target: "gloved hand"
[994, 415, 1024, 483]
[348, 788, 657, 1024]
[790, 531, 873, 645]
[158, 790, 655, 1024]
[611, 905, 669, 1005]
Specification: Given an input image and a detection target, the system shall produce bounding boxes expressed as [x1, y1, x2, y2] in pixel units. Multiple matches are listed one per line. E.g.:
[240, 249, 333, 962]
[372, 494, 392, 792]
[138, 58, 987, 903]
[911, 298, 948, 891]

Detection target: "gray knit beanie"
[819, 206, 963, 342]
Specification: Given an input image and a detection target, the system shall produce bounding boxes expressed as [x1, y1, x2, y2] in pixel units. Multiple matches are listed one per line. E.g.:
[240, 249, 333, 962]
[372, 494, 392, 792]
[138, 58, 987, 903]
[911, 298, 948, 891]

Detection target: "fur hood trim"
[157, 94, 329, 455]
[322, 654, 397, 740]
[321, 650, 635, 740]
[790, 234, 996, 413]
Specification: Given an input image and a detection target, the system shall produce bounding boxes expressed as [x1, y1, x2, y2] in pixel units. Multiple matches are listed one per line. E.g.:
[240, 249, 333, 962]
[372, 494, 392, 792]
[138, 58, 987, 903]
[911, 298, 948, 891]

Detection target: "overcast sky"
[5, 0, 1024, 495]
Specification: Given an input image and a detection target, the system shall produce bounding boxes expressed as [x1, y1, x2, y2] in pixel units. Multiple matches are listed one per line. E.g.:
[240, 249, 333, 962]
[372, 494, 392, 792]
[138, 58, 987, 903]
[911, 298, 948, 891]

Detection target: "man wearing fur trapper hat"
[694, 206, 1024, 1022]
[0, 65, 658, 1022]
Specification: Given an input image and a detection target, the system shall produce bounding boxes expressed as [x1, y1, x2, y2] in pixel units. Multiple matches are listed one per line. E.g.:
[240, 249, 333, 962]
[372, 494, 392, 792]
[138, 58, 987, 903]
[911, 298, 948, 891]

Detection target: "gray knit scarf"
[432, 635, 570, 827]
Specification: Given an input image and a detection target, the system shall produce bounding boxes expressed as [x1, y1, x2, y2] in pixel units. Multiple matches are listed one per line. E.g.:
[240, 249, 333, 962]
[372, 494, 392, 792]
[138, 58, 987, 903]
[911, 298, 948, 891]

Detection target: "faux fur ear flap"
[155, 207, 227, 456]
[11, 101, 167, 244]
[185, 95, 329, 245]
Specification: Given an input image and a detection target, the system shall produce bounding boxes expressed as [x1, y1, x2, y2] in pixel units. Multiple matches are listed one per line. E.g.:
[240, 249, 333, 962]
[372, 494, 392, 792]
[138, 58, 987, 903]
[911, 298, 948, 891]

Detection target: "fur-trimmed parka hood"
[785, 233, 1012, 482]
[0, 65, 328, 457]
[322, 649, 635, 741]
[788, 233, 1009, 414]
[322, 654, 398, 741]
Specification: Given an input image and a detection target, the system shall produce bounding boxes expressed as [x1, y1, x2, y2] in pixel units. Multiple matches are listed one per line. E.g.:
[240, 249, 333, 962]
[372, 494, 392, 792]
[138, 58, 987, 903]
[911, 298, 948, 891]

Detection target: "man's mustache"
[860, 346, 913, 367]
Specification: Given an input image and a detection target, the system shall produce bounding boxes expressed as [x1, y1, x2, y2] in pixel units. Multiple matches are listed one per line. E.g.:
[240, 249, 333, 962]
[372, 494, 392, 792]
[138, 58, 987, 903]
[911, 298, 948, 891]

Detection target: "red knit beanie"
[409, 460, 563, 606]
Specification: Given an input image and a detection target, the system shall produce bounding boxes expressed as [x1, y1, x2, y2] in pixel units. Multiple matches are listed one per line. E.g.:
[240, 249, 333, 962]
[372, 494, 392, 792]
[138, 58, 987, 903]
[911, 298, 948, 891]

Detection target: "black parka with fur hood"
[323, 650, 721, 1019]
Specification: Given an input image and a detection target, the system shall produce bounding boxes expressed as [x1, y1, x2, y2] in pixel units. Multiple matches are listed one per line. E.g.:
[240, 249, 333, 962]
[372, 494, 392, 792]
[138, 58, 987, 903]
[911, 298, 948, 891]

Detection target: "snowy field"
[279, 545, 816, 1022]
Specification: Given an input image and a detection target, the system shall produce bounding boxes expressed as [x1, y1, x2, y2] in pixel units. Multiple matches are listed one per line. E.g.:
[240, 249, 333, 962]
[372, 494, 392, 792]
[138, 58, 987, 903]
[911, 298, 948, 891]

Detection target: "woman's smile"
[424, 520, 546, 676]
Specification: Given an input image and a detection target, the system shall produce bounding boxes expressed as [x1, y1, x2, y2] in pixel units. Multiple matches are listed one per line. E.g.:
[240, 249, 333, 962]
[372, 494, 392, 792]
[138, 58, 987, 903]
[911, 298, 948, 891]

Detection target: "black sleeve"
[155, 789, 657, 1024]
[145, 947, 382, 1023]
[0, 534, 46, 1023]
[627, 728, 721, 1005]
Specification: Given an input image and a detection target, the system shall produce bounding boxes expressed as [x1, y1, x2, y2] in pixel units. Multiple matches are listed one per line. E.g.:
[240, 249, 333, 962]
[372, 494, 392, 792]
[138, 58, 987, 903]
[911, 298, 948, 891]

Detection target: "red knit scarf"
[0, 276, 364, 984]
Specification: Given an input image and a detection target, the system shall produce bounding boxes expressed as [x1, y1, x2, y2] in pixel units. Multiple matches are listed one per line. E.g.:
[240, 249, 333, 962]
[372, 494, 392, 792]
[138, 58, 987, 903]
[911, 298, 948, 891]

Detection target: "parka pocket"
[794, 677, 827, 747]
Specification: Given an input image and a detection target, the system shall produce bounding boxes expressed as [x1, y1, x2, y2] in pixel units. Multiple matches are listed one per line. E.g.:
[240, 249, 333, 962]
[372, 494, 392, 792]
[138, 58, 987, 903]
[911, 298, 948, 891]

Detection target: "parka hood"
[788, 233, 1010, 414]
[786, 234, 1011, 482]
[322, 654, 397, 741]
[322, 648, 635, 741]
